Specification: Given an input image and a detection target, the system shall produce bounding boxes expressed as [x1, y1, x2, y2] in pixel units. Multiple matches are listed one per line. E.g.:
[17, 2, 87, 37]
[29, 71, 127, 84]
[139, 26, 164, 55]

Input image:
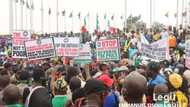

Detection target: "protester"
[52, 77, 68, 107]
[0, 25, 189, 107]
[3, 84, 22, 107]
[122, 71, 147, 104]
[0, 75, 10, 105]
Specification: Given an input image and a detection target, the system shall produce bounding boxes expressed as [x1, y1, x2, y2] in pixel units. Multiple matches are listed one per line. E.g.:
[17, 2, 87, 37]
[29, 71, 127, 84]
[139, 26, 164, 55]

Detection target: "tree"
[125, 14, 146, 31]
[152, 22, 164, 33]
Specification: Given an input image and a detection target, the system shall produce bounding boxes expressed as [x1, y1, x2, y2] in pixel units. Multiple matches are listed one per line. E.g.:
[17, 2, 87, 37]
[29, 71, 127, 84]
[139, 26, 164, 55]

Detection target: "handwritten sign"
[141, 39, 169, 61]
[54, 37, 80, 57]
[185, 40, 190, 69]
[74, 44, 92, 64]
[12, 31, 31, 58]
[25, 38, 55, 60]
[96, 39, 120, 61]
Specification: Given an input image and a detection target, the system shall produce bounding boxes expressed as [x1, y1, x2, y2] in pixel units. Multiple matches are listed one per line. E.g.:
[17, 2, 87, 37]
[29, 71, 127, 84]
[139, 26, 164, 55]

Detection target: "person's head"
[84, 79, 107, 107]
[32, 67, 45, 85]
[183, 70, 190, 94]
[99, 64, 109, 74]
[160, 60, 169, 68]
[3, 84, 20, 105]
[69, 77, 81, 92]
[147, 61, 160, 78]
[19, 70, 30, 82]
[98, 74, 113, 88]
[154, 84, 169, 95]
[28, 87, 52, 107]
[0, 75, 10, 91]
[65, 66, 80, 83]
[122, 71, 147, 103]
[54, 76, 67, 95]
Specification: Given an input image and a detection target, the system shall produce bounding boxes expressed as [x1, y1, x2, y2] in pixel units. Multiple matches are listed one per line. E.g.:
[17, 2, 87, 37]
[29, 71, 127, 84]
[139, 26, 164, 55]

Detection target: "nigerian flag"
[107, 20, 110, 27]
[84, 16, 87, 26]
[96, 14, 99, 30]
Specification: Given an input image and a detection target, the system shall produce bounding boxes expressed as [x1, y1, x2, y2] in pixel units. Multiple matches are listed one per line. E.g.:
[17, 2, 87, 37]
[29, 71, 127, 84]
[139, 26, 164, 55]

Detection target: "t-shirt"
[103, 91, 119, 107]
[52, 95, 68, 107]
[6, 104, 23, 107]
[148, 74, 167, 86]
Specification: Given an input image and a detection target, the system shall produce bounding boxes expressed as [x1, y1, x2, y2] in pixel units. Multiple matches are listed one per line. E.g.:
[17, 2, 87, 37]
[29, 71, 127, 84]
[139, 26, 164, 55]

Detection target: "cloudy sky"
[0, 0, 189, 34]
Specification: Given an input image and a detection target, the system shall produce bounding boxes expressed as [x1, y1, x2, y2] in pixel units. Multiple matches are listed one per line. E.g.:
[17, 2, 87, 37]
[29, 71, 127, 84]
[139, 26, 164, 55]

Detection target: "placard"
[74, 44, 92, 64]
[141, 39, 169, 61]
[25, 38, 55, 60]
[12, 30, 31, 58]
[96, 39, 120, 61]
[54, 37, 80, 57]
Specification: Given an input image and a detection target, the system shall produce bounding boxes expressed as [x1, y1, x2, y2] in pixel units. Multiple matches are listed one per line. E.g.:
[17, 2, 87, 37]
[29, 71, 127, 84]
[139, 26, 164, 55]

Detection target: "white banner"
[12, 30, 31, 58]
[54, 37, 80, 57]
[25, 38, 55, 60]
[141, 39, 170, 61]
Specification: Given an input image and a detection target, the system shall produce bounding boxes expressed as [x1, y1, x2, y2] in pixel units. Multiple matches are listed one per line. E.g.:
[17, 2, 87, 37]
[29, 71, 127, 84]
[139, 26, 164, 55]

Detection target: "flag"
[165, 12, 169, 17]
[20, 0, 25, 5]
[69, 12, 73, 18]
[96, 14, 99, 30]
[78, 12, 81, 19]
[107, 20, 110, 27]
[62, 10, 65, 16]
[87, 12, 90, 18]
[120, 16, 123, 20]
[48, 8, 51, 15]
[26, 1, 29, 9]
[104, 14, 107, 20]
[174, 13, 177, 18]
[111, 15, 114, 20]
[182, 12, 187, 17]
[31, 2, 34, 10]
[84, 16, 87, 26]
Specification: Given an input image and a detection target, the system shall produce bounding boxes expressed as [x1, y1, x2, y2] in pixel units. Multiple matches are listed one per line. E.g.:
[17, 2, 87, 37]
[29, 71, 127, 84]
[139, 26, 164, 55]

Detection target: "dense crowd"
[0, 26, 189, 107]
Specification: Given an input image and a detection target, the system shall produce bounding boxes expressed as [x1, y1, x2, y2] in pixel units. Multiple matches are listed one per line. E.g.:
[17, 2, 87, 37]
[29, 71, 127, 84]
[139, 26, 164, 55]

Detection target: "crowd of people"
[0, 25, 189, 107]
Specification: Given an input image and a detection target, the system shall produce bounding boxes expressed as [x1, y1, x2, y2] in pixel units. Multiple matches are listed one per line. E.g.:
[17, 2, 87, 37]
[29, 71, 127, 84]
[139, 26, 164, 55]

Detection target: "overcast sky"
[0, 0, 189, 34]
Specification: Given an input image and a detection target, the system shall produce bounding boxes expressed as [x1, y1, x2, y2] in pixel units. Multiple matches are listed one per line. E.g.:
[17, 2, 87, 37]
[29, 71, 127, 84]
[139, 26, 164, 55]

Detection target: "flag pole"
[14, 0, 18, 31]
[72, 12, 74, 32]
[9, 0, 13, 34]
[56, 0, 59, 33]
[124, 0, 127, 31]
[150, 0, 152, 28]
[30, 0, 33, 32]
[25, 0, 28, 30]
[20, 0, 24, 30]
[41, 0, 44, 35]
[184, 0, 187, 29]
[48, 8, 51, 34]
[64, 14, 66, 33]
[87, 13, 90, 32]
[182, 0, 184, 28]
[176, 0, 179, 29]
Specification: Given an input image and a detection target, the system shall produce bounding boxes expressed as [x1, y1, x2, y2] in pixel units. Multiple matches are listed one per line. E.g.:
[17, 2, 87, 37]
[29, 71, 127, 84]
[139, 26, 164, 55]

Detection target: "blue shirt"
[148, 74, 167, 86]
[103, 91, 119, 107]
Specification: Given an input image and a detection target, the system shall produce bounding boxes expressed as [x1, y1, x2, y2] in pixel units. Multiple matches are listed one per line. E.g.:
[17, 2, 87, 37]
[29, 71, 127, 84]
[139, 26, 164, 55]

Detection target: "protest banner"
[141, 39, 169, 61]
[25, 38, 55, 60]
[96, 39, 120, 61]
[54, 37, 80, 57]
[74, 44, 92, 64]
[185, 40, 190, 69]
[12, 30, 31, 58]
